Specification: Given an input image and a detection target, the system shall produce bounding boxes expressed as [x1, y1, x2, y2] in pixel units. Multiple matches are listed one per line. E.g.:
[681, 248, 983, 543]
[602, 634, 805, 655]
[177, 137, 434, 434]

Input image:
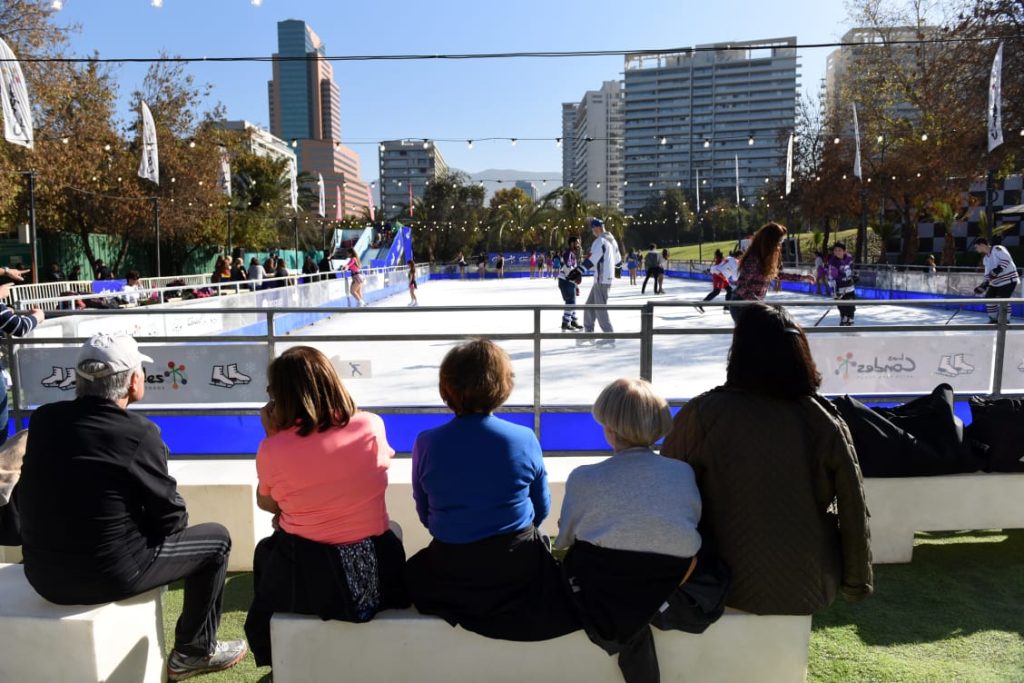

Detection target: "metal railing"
[5, 294, 1020, 452]
[3, 264, 416, 310]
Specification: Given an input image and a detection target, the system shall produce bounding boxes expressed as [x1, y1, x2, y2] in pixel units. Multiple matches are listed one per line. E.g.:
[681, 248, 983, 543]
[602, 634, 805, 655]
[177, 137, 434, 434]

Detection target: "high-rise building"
[378, 140, 448, 218]
[824, 27, 933, 125]
[215, 120, 297, 168]
[622, 38, 799, 215]
[571, 81, 624, 208]
[268, 19, 370, 219]
[515, 180, 537, 201]
[561, 103, 578, 189]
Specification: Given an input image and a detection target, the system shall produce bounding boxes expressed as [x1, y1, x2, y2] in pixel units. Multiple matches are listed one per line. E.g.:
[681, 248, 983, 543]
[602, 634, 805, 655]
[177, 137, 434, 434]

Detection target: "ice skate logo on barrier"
[1018, 360, 1024, 374]
[936, 354, 974, 378]
[210, 364, 251, 389]
[163, 362, 187, 390]
[834, 352, 916, 380]
[41, 366, 77, 391]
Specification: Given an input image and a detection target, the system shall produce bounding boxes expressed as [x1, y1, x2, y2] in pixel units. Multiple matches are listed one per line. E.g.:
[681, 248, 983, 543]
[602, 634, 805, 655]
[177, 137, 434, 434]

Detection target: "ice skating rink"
[286, 274, 1010, 407]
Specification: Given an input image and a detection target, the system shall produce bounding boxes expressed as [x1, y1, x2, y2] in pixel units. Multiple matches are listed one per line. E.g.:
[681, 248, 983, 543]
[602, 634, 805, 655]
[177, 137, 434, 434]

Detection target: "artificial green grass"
[164, 530, 1024, 682]
[666, 228, 861, 263]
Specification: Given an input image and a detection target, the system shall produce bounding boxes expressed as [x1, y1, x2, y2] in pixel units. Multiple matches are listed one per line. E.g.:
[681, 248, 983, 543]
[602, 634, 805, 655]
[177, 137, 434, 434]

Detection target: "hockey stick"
[944, 306, 962, 326]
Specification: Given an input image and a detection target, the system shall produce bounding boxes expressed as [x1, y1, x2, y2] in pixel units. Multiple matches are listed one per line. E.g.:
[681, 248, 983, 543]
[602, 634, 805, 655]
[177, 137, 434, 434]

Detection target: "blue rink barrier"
[664, 269, 1024, 317]
[8, 400, 974, 455]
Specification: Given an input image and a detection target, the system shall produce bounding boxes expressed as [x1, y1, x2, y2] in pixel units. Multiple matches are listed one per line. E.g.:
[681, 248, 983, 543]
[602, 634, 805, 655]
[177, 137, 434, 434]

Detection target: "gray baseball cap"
[76, 333, 154, 380]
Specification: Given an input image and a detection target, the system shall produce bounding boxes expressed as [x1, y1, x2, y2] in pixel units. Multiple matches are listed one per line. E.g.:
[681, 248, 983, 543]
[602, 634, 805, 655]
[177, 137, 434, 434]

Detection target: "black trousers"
[837, 290, 856, 320]
[985, 281, 1018, 320]
[27, 523, 230, 657]
[245, 528, 409, 667]
[641, 267, 662, 294]
[702, 286, 732, 303]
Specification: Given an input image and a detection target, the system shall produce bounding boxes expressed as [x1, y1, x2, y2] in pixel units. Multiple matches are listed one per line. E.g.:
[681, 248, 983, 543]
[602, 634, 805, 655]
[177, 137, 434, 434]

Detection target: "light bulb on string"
[151, 0, 162, 7]
[510, 138, 517, 146]
[659, 136, 667, 145]
[920, 133, 928, 141]
[748, 135, 755, 146]
[703, 139, 710, 148]
[51, 0, 62, 8]
[467, 140, 473, 149]
[833, 137, 840, 145]
[876, 135, 884, 144]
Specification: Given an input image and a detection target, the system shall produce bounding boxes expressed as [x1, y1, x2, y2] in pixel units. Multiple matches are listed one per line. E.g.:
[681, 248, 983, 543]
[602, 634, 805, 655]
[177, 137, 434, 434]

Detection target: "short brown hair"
[267, 346, 356, 436]
[439, 338, 514, 415]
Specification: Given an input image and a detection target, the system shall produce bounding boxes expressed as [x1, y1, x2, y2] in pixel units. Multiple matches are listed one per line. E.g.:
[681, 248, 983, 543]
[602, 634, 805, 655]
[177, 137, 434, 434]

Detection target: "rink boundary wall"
[666, 269, 1024, 318]
[6, 400, 972, 456]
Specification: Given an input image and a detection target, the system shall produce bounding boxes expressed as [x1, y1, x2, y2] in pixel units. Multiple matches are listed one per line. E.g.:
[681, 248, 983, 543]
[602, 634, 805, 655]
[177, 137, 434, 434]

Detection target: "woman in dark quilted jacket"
[661, 303, 873, 614]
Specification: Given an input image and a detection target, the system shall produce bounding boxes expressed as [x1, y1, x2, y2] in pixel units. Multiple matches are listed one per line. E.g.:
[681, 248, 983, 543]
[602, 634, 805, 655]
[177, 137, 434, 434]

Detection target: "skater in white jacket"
[581, 219, 621, 346]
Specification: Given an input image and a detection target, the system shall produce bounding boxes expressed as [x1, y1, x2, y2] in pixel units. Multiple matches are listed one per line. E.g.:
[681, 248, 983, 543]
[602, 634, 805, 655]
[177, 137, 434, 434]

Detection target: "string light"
[833, 137, 841, 144]
[151, 0, 162, 7]
[748, 135, 755, 146]
[659, 136, 667, 145]
[920, 133, 928, 141]
[510, 138, 517, 146]
[51, 0, 62, 9]
[876, 135, 884, 143]
[703, 139, 710, 148]
[467, 140, 473, 149]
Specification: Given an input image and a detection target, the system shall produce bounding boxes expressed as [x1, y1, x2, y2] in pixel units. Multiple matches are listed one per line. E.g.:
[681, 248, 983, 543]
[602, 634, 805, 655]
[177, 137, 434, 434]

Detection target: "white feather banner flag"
[217, 146, 231, 198]
[988, 42, 1004, 153]
[317, 173, 326, 218]
[288, 159, 298, 211]
[137, 101, 159, 184]
[0, 37, 34, 148]
[785, 134, 794, 195]
[852, 104, 862, 179]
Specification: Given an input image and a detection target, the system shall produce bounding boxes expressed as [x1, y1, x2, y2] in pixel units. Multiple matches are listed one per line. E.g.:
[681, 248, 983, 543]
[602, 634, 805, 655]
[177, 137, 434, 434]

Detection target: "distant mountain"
[369, 168, 562, 205]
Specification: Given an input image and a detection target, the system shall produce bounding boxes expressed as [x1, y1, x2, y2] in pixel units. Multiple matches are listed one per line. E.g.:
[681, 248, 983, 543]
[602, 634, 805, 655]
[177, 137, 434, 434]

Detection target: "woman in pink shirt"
[346, 247, 366, 307]
[244, 346, 408, 667]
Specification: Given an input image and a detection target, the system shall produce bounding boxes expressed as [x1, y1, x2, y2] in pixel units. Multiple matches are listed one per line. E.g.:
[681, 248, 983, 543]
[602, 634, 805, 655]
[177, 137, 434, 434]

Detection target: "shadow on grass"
[813, 530, 1024, 646]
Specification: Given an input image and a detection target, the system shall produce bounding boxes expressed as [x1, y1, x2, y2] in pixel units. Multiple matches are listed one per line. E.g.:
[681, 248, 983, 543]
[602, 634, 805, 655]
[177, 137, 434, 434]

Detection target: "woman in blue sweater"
[407, 338, 579, 640]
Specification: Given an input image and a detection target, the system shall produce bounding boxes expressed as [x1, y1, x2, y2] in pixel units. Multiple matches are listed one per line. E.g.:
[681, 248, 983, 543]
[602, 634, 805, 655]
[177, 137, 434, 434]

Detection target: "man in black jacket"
[16, 333, 247, 681]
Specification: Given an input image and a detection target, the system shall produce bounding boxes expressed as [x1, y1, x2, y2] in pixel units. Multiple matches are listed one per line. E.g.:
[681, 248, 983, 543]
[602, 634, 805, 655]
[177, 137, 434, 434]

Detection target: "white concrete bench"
[168, 459, 275, 572]
[863, 473, 1024, 563]
[0, 563, 166, 683]
[270, 608, 812, 683]
[0, 544, 22, 563]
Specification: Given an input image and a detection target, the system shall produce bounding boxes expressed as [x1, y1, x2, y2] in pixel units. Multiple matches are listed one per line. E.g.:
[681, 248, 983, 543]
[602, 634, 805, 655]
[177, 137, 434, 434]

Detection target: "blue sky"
[54, 0, 851, 178]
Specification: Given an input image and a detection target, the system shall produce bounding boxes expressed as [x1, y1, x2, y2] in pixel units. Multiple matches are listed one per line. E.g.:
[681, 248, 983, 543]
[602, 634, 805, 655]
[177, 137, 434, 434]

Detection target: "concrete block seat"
[863, 473, 1024, 563]
[167, 459, 274, 572]
[0, 563, 165, 683]
[270, 608, 812, 683]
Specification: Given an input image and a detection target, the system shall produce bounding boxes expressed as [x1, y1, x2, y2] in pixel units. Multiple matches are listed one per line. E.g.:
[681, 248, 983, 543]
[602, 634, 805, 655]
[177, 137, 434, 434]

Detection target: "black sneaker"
[167, 640, 248, 681]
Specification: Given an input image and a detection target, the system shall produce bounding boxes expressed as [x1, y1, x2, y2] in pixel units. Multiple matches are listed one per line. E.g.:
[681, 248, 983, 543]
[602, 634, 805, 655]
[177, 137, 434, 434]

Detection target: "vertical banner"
[988, 42, 1004, 153]
[317, 173, 325, 218]
[734, 155, 740, 205]
[0, 37, 34, 148]
[785, 134, 793, 196]
[366, 184, 375, 222]
[137, 101, 159, 185]
[217, 146, 231, 197]
[335, 185, 342, 221]
[288, 159, 298, 211]
[852, 104, 862, 179]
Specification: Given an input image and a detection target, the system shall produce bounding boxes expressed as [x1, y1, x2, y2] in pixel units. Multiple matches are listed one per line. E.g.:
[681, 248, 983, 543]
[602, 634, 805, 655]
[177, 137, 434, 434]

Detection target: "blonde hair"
[592, 378, 672, 448]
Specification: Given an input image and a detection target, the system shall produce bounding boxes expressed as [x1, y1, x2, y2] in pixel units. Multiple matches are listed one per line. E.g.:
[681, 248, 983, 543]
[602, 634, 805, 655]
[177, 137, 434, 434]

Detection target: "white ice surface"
[283, 274, 1000, 407]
